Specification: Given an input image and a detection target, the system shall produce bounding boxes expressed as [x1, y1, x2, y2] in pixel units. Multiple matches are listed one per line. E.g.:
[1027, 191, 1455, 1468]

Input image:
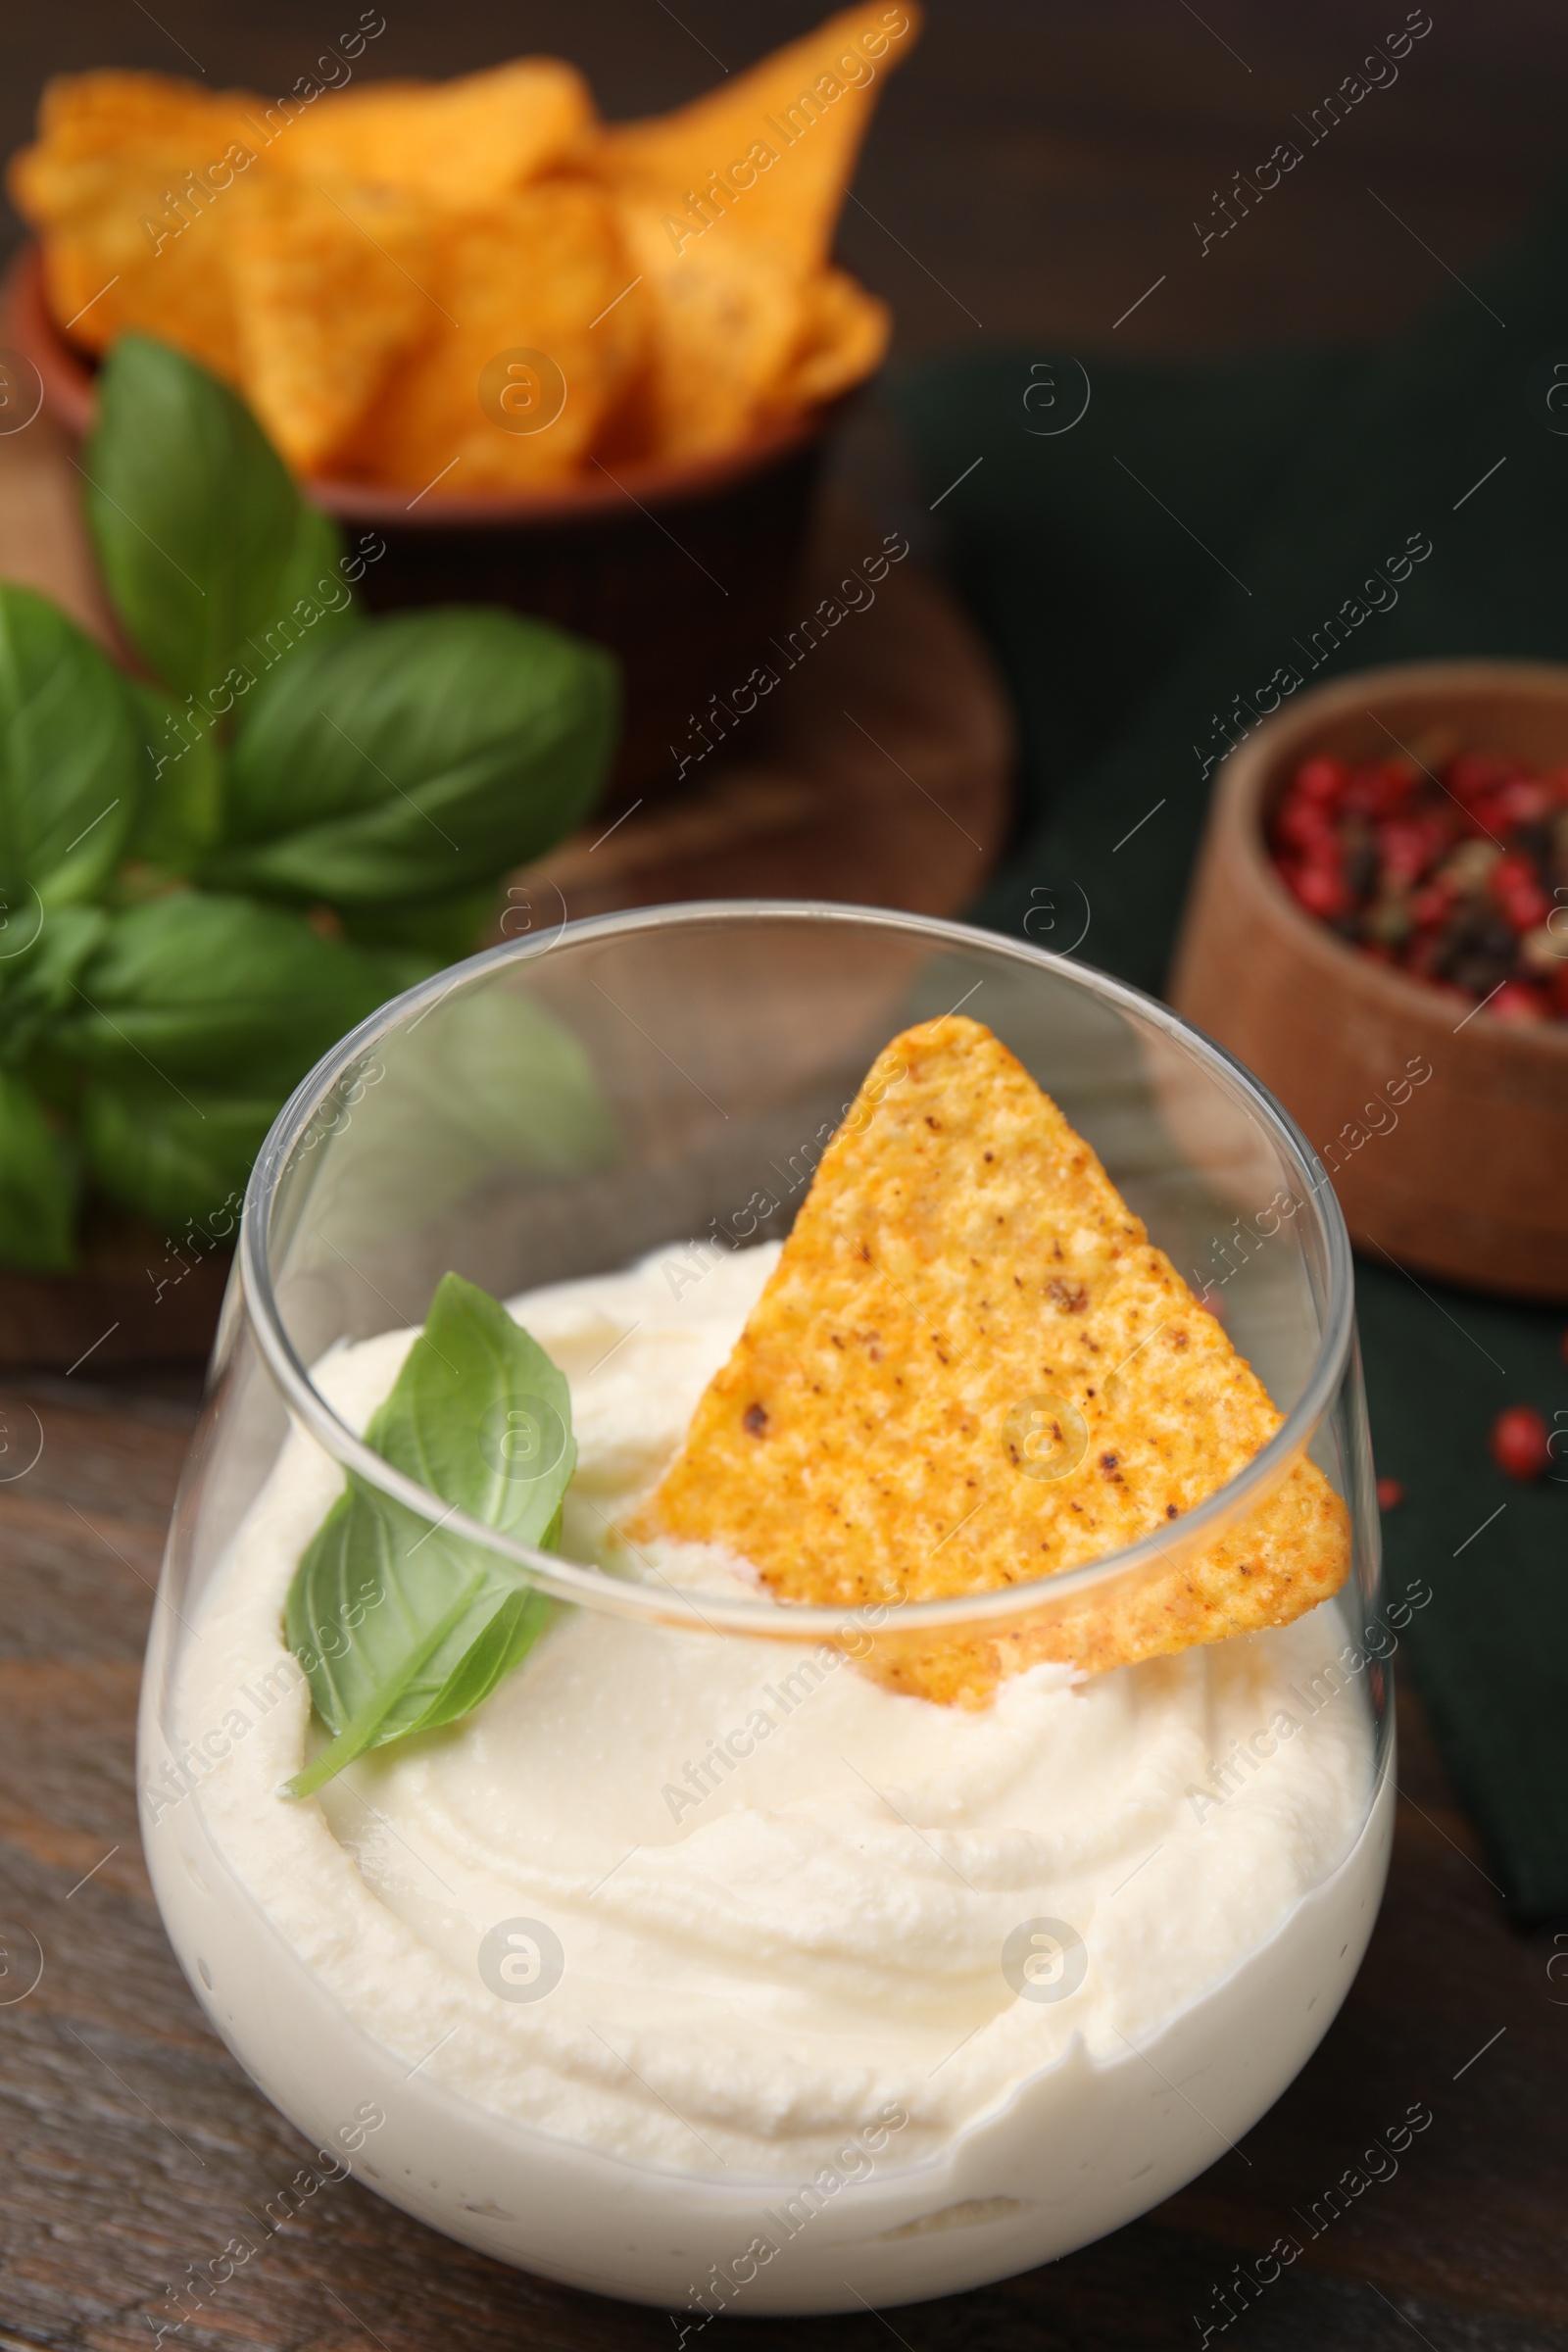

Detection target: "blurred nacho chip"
[610, 192, 808, 460]
[280, 59, 595, 210]
[12, 13, 918, 482]
[641, 1014, 1350, 1705]
[775, 265, 889, 410]
[357, 181, 645, 491]
[24, 187, 240, 380]
[30, 68, 251, 152]
[8, 71, 258, 374]
[600, 3, 920, 271]
[225, 174, 435, 471]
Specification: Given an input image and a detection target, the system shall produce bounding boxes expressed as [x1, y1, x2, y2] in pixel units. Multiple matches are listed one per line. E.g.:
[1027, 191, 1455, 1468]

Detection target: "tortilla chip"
[23, 68, 261, 159]
[24, 188, 240, 379]
[641, 1015, 1350, 1705]
[8, 72, 258, 374]
[225, 174, 436, 471]
[608, 191, 808, 460]
[774, 265, 889, 409]
[278, 60, 594, 210]
[12, 20, 911, 481]
[354, 182, 646, 491]
[599, 3, 921, 271]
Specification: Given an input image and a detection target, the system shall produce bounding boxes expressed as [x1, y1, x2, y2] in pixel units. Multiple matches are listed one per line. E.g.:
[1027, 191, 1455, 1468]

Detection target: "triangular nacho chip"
[225, 174, 436, 472]
[279, 60, 594, 211]
[355, 182, 646, 491]
[641, 1015, 1349, 1704]
[604, 191, 810, 461]
[775, 265, 890, 409]
[8, 72, 256, 378]
[598, 3, 921, 272]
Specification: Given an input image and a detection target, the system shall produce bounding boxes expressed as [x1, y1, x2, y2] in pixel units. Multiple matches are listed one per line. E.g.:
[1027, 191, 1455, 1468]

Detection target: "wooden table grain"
[2, 1368, 1563, 2352]
[3, 5, 1567, 2346]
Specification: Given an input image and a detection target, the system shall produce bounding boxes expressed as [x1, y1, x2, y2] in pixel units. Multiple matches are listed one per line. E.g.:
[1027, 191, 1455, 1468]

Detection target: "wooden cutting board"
[0, 408, 1013, 1369]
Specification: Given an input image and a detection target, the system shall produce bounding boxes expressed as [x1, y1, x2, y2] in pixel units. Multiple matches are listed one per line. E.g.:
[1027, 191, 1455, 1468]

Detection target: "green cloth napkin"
[890, 195, 1568, 1924]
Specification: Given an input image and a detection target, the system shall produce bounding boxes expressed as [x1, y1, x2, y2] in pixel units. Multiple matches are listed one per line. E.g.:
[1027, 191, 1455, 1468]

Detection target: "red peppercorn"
[1488, 854, 1549, 932]
[1503, 883, 1551, 933]
[1296, 755, 1348, 807]
[1278, 799, 1338, 855]
[1490, 1405, 1550, 1481]
[1379, 820, 1433, 886]
[1488, 981, 1548, 1023]
[1448, 750, 1518, 802]
[1501, 777, 1552, 825]
[1265, 738, 1566, 1022]
[1291, 864, 1350, 919]
[1464, 795, 1510, 842]
[1343, 767, 1384, 817]
[1409, 879, 1455, 926]
[1376, 1476, 1404, 1509]
[1372, 759, 1420, 813]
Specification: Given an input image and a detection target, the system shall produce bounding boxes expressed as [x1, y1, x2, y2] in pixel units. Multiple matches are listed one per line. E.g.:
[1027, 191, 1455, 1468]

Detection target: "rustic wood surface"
[3, 4, 1568, 2347]
[1, 1370, 1563, 2352]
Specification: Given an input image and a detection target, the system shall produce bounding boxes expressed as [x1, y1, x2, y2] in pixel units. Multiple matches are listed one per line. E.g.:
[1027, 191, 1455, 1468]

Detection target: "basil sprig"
[0, 335, 618, 1271]
[285, 1273, 573, 1796]
[0, 586, 142, 906]
[84, 330, 356, 708]
[208, 609, 614, 908]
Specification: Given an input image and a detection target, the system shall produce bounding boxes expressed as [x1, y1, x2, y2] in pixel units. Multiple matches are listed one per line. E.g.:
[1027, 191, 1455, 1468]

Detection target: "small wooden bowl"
[3, 244, 841, 797]
[1170, 659, 1568, 1302]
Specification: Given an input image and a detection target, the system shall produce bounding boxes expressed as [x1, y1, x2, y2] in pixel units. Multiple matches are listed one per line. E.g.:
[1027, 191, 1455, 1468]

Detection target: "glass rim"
[238, 900, 1356, 1642]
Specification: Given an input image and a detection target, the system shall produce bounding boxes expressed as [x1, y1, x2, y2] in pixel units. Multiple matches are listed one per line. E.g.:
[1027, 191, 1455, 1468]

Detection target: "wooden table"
[2, 1369, 1563, 2351]
[3, 6, 1567, 2347]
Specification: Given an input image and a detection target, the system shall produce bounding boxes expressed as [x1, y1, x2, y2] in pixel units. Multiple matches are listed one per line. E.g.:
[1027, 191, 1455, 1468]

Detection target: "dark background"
[7, 1, 1568, 361]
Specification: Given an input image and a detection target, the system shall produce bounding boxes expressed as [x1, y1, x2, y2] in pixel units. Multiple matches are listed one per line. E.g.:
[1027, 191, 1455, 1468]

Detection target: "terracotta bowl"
[3, 244, 841, 796]
[1170, 659, 1568, 1303]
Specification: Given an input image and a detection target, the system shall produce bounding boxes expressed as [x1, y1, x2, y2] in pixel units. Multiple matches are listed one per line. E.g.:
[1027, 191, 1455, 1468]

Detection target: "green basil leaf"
[370, 1270, 575, 1544]
[125, 683, 225, 871]
[338, 881, 503, 964]
[0, 584, 142, 906]
[79, 1077, 276, 1226]
[83, 335, 357, 704]
[289, 1487, 556, 1766]
[206, 608, 617, 906]
[51, 892, 402, 1089]
[0, 1068, 75, 1270]
[285, 1272, 571, 1794]
[0, 906, 110, 1074]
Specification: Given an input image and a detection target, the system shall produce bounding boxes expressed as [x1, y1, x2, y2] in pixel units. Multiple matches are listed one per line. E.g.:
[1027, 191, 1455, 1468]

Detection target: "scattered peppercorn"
[1376, 1476, 1404, 1509]
[1268, 746, 1568, 1020]
[1490, 1404, 1550, 1482]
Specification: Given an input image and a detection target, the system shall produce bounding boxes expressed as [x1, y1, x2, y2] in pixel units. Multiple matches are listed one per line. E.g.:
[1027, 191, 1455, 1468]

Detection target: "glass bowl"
[139, 902, 1394, 2316]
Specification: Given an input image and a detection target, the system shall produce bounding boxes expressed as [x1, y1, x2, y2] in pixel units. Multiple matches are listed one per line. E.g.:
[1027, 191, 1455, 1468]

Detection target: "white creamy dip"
[146, 1241, 1391, 2309]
